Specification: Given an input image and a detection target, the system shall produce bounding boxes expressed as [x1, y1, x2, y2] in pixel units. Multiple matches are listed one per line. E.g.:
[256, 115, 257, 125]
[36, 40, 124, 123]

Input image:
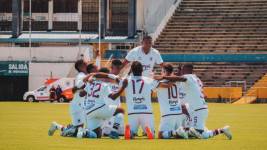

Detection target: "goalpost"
[225, 80, 247, 103]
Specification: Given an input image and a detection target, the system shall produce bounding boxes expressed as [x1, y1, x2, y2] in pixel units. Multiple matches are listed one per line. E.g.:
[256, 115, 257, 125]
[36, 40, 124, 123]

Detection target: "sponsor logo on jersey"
[142, 65, 151, 71]
[169, 100, 179, 106]
[133, 97, 145, 103]
[179, 92, 186, 99]
[170, 107, 181, 111]
[133, 104, 148, 110]
[84, 99, 95, 110]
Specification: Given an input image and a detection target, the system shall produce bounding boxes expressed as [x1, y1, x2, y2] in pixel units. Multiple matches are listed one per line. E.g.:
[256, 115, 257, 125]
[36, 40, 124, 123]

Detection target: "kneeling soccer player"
[48, 60, 95, 137]
[156, 64, 189, 139]
[158, 64, 233, 140]
[115, 61, 172, 139]
[79, 69, 127, 139]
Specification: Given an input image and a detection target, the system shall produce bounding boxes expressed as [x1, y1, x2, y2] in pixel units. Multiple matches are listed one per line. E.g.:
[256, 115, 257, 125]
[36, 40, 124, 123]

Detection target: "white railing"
[151, 0, 183, 43]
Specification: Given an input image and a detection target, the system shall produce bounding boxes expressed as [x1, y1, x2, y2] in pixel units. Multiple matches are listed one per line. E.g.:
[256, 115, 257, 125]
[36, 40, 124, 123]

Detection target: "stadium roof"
[0, 32, 138, 43]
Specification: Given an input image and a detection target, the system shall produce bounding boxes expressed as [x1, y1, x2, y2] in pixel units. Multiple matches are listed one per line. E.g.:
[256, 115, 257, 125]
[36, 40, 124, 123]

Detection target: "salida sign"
[0, 62, 28, 76]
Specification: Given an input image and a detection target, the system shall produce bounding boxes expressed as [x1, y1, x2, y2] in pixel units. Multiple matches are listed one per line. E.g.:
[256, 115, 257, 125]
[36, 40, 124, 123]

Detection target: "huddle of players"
[48, 59, 232, 140]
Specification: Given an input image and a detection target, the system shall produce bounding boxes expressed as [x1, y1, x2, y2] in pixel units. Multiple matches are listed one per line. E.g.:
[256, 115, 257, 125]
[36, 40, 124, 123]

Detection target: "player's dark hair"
[87, 63, 95, 73]
[99, 67, 110, 73]
[111, 59, 122, 68]
[163, 63, 173, 74]
[131, 61, 143, 76]
[75, 59, 84, 72]
[142, 35, 152, 41]
[183, 64, 194, 72]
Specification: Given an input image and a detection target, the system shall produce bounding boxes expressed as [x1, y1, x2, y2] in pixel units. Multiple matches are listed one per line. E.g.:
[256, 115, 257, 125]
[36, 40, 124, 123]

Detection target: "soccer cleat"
[189, 127, 202, 139]
[85, 130, 97, 138]
[222, 125, 232, 140]
[124, 124, 131, 140]
[109, 131, 120, 139]
[48, 122, 59, 136]
[175, 127, 189, 139]
[145, 126, 154, 139]
[76, 127, 85, 138]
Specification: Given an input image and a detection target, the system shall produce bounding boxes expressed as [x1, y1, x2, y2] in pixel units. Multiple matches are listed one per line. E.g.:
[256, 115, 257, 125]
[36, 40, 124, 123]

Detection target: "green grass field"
[0, 102, 267, 150]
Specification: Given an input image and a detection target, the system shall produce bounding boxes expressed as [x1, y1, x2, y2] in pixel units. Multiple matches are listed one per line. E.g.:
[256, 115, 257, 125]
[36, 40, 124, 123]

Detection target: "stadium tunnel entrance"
[0, 62, 29, 101]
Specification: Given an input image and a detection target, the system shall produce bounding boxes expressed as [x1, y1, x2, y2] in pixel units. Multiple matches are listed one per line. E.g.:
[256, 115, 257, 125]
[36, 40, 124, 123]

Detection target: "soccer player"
[156, 64, 233, 140]
[155, 63, 189, 139]
[48, 59, 90, 137]
[79, 67, 127, 139]
[101, 60, 125, 136]
[123, 36, 164, 77]
[114, 61, 171, 139]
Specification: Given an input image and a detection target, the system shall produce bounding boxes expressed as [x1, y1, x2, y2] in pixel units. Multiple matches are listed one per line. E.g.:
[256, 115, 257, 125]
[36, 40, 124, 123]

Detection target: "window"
[0, 0, 12, 13]
[82, 0, 99, 32]
[24, 0, 48, 13]
[109, 0, 128, 35]
[54, 0, 77, 13]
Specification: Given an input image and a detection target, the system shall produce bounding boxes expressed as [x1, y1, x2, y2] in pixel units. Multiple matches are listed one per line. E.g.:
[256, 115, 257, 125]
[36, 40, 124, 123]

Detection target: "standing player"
[156, 64, 232, 140]
[48, 59, 90, 137]
[123, 36, 164, 77]
[155, 64, 188, 139]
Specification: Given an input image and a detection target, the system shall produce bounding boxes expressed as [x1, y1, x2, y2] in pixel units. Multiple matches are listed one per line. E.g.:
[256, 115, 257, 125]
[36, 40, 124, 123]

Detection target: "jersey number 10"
[168, 84, 178, 99]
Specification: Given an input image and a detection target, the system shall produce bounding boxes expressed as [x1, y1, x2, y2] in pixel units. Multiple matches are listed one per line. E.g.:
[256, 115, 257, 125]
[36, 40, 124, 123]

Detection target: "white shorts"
[190, 108, 208, 130]
[159, 114, 185, 132]
[102, 116, 124, 136]
[128, 113, 154, 135]
[86, 104, 117, 131]
[70, 100, 85, 126]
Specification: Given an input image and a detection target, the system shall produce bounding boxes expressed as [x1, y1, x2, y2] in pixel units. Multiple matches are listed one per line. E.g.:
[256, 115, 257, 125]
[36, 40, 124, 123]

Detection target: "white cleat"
[76, 127, 85, 138]
[189, 127, 202, 139]
[222, 125, 232, 140]
[48, 122, 58, 136]
[175, 127, 188, 139]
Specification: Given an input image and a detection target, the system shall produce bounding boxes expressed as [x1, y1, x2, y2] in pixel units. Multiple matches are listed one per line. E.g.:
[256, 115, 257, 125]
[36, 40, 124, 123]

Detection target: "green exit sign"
[0, 61, 29, 76]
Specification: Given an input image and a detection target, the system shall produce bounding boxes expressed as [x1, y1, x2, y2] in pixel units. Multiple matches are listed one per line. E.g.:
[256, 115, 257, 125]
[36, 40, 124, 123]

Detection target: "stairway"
[154, 0, 267, 54]
[234, 73, 267, 104]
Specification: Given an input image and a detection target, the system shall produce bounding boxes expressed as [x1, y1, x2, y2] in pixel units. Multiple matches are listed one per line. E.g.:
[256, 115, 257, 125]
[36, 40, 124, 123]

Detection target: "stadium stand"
[153, 0, 267, 54]
[152, 0, 267, 103]
[234, 73, 267, 104]
[154, 62, 267, 89]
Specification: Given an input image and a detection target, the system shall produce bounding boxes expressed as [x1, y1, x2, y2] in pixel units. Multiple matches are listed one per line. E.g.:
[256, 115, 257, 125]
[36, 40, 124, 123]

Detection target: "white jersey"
[105, 81, 120, 106]
[123, 76, 159, 114]
[83, 80, 111, 115]
[125, 46, 163, 77]
[72, 72, 86, 102]
[156, 80, 182, 117]
[179, 74, 207, 111]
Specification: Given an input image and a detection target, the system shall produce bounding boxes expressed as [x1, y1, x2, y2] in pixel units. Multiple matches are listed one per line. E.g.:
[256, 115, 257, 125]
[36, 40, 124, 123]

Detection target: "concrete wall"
[0, 46, 93, 62]
[29, 63, 74, 90]
[136, 0, 176, 34]
[0, 46, 94, 91]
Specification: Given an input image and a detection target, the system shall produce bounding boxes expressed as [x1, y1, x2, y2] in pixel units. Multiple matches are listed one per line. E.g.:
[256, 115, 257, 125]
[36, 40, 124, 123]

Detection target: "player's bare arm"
[122, 59, 130, 68]
[109, 79, 128, 100]
[82, 73, 95, 82]
[157, 82, 175, 88]
[79, 89, 87, 97]
[154, 76, 187, 82]
[72, 84, 86, 93]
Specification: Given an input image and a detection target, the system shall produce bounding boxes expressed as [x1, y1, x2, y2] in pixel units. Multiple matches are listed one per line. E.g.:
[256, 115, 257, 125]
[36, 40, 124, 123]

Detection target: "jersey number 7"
[132, 79, 144, 94]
